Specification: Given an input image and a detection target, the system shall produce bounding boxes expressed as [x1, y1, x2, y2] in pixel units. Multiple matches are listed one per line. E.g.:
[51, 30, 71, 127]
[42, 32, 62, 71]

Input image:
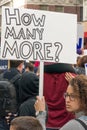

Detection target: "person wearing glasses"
[35, 74, 87, 130]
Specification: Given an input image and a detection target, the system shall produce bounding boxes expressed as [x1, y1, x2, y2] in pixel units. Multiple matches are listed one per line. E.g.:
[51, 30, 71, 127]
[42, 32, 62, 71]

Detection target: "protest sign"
[77, 23, 84, 49]
[85, 63, 87, 75]
[1, 6, 77, 64]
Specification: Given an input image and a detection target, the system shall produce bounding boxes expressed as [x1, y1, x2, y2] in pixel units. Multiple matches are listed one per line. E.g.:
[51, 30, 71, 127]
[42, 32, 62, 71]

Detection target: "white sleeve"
[36, 111, 46, 130]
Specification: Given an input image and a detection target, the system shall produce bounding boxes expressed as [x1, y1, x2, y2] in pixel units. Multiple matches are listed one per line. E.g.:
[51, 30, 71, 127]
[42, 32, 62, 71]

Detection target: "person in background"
[25, 62, 34, 72]
[35, 74, 87, 130]
[0, 60, 24, 130]
[18, 72, 39, 117]
[73, 56, 81, 68]
[43, 62, 76, 130]
[2, 60, 24, 105]
[18, 70, 48, 124]
[34, 61, 40, 73]
[10, 116, 43, 130]
[74, 55, 87, 75]
[36, 66, 40, 77]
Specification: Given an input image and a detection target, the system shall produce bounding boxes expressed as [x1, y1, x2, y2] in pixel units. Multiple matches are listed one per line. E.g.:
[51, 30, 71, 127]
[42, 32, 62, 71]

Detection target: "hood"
[19, 72, 39, 103]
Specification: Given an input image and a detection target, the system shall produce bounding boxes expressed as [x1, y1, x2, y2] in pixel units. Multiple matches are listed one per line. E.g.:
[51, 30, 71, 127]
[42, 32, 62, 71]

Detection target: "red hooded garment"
[43, 63, 75, 129]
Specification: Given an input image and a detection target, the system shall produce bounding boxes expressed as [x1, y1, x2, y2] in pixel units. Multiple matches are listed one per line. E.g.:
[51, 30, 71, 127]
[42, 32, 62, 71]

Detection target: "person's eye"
[70, 95, 75, 99]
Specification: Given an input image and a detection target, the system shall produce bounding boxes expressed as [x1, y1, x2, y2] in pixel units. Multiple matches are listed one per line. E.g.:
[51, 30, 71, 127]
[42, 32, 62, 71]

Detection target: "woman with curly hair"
[35, 75, 87, 130]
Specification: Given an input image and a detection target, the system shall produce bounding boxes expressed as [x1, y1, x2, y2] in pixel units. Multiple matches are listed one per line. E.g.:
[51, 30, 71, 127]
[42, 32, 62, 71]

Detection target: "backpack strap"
[75, 119, 87, 130]
[10, 74, 21, 84]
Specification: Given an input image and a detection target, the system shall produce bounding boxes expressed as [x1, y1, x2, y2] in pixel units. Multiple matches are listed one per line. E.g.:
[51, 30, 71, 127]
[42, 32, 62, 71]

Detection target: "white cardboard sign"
[1, 7, 77, 64]
[77, 23, 84, 49]
[85, 63, 87, 75]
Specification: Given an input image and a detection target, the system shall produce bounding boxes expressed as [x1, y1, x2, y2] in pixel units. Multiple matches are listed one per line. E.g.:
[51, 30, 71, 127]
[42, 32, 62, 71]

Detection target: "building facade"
[0, 0, 12, 37]
[83, 0, 87, 21]
[22, 0, 83, 22]
[0, 0, 83, 40]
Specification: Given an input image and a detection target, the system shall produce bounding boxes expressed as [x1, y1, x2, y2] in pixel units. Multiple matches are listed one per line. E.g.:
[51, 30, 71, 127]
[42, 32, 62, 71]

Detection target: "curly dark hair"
[69, 75, 87, 115]
[77, 55, 87, 68]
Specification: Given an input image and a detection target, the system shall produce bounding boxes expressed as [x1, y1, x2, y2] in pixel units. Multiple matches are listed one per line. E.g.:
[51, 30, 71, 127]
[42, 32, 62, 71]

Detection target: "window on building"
[39, 5, 48, 10]
[77, 0, 83, 4]
[0, 15, 1, 27]
[55, 6, 64, 12]
[86, 7, 87, 19]
[80, 7, 83, 21]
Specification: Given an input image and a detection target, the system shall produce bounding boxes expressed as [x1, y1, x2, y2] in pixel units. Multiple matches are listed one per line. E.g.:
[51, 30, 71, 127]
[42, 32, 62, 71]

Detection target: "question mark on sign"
[54, 42, 63, 62]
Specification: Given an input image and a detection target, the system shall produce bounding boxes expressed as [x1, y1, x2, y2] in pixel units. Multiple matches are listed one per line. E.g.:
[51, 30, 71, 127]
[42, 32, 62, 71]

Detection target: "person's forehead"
[66, 85, 73, 93]
[10, 126, 15, 130]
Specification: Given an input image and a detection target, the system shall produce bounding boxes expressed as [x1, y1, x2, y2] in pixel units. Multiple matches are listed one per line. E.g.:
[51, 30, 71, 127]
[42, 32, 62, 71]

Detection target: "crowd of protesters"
[0, 49, 87, 130]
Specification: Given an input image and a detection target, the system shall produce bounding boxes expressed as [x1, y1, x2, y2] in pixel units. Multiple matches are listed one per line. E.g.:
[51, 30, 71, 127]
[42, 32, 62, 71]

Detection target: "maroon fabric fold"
[44, 73, 75, 128]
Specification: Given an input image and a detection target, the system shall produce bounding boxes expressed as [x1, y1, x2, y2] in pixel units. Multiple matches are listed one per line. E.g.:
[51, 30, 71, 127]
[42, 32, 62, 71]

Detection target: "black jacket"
[19, 97, 36, 117]
[3, 68, 21, 105]
[18, 72, 39, 117]
[19, 72, 39, 104]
